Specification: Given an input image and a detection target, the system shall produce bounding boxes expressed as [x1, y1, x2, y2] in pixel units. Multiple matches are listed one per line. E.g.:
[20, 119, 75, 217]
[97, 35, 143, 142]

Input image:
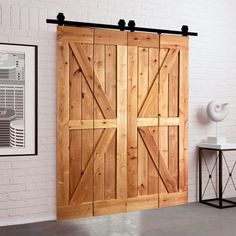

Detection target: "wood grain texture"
[57, 203, 93, 220]
[179, 48, 189, 192]
[168, 53, 179, 186]
[69, 119, 117, 130]
[158, 49, 169, 194]
[57, 40, 70, 206]
[70, 129, 116, 204]
[159, 191, 188, 208]
[95, 29, 127, 45]
[160, 35, 189, 50]
[81, 44, 94, 203]
[116, 45, 128, 199]
[69, 130, 81, 197]
[139, 49, 178, 118]
[148, 48, 159, 195]
[159, 117, 180, 126]
[127, 194, 159, 211]
[69, 47, 82, 197]
[127, 46, 138, 198]
[137, 118, 159, 127]
[138, 127, 178, 193]
[138, 47, 149, 196]
[57, 26, 93, 44]
[104, 45, 117, 200]
[94, 199, 126, 216]
[93, 44, 106, 202]
[70, 42, 116, 119]
[128, 32, 159, 48]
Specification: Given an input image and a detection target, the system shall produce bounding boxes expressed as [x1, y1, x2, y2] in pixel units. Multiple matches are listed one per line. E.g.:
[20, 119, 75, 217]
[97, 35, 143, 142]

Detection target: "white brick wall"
[0, 0, 236, 226]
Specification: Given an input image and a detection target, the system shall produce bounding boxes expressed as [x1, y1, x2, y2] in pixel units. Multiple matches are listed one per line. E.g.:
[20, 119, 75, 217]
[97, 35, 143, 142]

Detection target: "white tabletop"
[198, 142, 236, 150]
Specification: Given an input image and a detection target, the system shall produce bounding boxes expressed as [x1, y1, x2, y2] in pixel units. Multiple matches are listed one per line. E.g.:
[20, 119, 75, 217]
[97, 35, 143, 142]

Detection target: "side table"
[199, 143, 236, 209]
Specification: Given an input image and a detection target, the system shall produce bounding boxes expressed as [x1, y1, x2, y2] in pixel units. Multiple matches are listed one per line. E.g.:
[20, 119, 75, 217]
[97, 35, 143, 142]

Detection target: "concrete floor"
[1, 203, 236, 236]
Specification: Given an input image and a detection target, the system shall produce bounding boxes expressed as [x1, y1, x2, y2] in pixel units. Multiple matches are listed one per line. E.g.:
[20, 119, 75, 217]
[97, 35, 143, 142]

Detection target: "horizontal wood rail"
[68, 117, 179, 130]
[137, 117, 180, 127]
[69, 119, 117, 130]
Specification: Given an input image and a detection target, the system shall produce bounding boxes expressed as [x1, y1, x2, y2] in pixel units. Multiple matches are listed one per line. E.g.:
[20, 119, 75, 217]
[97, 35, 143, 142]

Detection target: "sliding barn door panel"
[57, 27, 95, 220]
[127, 32, 160, 211]
[57, 27, 189, 220]
[158, 35, 188, 207]
[92, 30, 128, 215]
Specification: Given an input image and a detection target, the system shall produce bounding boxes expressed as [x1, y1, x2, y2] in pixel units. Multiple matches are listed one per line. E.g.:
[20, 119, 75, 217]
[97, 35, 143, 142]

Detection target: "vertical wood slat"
[104, 45, 117, 200]
[179, 47, 189, 192]
[117, 45, 128, 199]
[138, 47, 149, 196]
[69, 48, 82, 197]
[168, 56, 179, 186]
[148, 48, 159, 195]
[158, 49, 169, 194]
[81, 44, 94, 203]
[57, 40, 70, 206]
[94, 45, 105, 201]
[127, 46, 138, 198]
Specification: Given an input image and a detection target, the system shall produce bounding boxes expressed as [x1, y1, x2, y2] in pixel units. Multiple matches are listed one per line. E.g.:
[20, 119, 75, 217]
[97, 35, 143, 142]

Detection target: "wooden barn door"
[57, 27, 128, 219]
[57, 26, 188, 220]
[158, 35, 188, 207]
[57, 27, 95, 219]
[126, 33, 188, 210]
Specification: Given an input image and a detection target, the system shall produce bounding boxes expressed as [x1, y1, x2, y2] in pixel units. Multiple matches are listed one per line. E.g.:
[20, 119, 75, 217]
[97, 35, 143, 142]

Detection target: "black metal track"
[46, 13, 198, 37]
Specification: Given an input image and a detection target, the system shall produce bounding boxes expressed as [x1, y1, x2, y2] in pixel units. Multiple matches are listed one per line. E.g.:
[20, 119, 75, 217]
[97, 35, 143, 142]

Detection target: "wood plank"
[70, 129, 116, 204]
[158, 49, 169, 194]
[128, 32, 159, 48]
[95, 29, 127, 45]
[105, 45, 117, 114]
[159, 49, 169, 119]
[159, 191, 188, 208]
[148, 48, 159, 117]
[168, 126, 178, 186]
[81, 44, 94, 203]
[148, 48, 159, 195]
[69, 47, 82, 197]
[160, 35, 189, 50]
[159, 117, 180, 126]
[69, 131, 81, 197]
[179, 49, 189, 192]
[127, 194, 159, 211]
[57, 40, 70, 206]
[168, 54, 179, 187]
[94, 199, 126, 216]
[138, 47, 149, 196]
[137, 118, 159, 127]
[69, 119, 117, 130]
[70, 42, 116, 119]
[168, 56, 179, 118]
[57, 26, 93, 44]
[127, 46, 138, 198]
[116, 45, 128, 199]
[93, 44, 106, 202]
[104, 45, 117, 200]
[57, 203, 93, 220]
[138, 127, 178, 193]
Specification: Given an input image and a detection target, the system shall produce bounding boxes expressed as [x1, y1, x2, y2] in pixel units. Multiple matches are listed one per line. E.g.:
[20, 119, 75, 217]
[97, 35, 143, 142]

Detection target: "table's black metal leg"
[219, 150, 223, 208]
[199, 148, 202, 202]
